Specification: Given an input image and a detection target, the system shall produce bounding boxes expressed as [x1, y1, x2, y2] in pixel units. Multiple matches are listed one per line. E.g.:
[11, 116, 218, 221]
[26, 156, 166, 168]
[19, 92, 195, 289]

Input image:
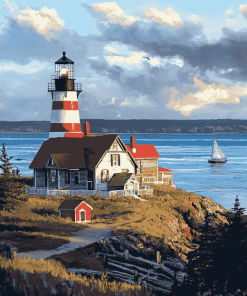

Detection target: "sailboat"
[208, 139, 227, 163]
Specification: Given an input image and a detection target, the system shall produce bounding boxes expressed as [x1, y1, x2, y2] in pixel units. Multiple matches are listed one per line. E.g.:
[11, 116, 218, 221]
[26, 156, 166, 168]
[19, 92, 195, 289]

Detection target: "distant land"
[0, 119, 247, 134]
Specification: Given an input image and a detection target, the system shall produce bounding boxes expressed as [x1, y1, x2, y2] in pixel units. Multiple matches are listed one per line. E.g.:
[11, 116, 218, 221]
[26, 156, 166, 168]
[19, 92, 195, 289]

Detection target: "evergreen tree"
[0, 143, 13, 177]
[15, 167, 21, 177]
[0, 143, 21, 200]
[231, 195, 245, 216]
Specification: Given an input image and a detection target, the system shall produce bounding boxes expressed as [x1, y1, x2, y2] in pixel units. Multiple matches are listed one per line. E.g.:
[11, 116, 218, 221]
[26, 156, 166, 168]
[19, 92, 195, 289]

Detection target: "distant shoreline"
[0, 132, 48, 134]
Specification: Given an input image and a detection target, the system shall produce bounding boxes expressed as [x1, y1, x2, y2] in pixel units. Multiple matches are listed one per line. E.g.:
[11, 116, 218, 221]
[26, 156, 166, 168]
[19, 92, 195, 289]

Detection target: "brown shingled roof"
[107, 173, 133, 188]
[30, 135, 119, 169]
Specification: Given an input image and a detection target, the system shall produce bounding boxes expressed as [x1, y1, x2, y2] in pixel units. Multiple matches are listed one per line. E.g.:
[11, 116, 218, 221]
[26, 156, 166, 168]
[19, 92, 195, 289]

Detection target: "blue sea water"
[0, 133, 246, 210]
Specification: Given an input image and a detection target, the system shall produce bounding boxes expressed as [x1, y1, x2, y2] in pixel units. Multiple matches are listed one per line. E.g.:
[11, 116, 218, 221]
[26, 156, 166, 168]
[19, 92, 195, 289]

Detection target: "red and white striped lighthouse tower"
[48, 52, 83, 138]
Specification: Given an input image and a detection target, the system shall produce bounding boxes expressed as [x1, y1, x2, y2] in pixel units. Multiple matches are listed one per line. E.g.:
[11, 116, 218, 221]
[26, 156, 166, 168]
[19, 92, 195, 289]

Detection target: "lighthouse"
[48, 52, 83, 138]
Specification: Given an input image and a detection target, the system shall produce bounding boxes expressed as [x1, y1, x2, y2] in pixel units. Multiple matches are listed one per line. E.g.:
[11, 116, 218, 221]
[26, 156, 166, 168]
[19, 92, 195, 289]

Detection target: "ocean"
[1, 133, 246, 210]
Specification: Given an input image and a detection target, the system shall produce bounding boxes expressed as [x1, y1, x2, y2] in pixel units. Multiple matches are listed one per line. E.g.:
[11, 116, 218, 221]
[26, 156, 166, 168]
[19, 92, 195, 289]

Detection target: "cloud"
[240, 4, 247, 19]
[187, 14, 201, 24]
[93, 2, 136, 26]
[109, 97, 115, 104]
[166, 77, 247, 116]
[120, 99, 130, 106]
[104, 46, 118, 54]
[0, 60, 48, 74]
[225, 6, 235, 23]
[144, 7, 183, 27]
[106, 52, 144, 65]
[13, 5, 64, 38]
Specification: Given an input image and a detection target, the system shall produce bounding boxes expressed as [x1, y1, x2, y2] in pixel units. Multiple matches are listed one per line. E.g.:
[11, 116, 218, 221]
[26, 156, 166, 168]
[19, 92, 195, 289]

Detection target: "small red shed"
[58, 200, 93, 223]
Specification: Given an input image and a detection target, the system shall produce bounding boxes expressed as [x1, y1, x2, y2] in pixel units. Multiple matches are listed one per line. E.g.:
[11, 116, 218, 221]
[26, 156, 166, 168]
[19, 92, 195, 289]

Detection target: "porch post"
[34, 170, 36, 188]
[58, 169, 60, 189]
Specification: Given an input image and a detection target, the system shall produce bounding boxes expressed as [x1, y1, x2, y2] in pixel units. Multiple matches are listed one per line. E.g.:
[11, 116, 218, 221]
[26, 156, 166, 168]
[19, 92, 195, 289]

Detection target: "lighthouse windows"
[60, 67, 68, 77]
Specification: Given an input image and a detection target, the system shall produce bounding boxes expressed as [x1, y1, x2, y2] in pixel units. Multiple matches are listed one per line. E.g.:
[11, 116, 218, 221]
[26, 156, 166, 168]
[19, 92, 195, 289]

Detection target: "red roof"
[126, 144, 160, 159]
[158, 167, 172, 172]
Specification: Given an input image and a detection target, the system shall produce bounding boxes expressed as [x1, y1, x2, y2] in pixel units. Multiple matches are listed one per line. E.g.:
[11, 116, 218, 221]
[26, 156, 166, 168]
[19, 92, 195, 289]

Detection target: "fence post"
[103, 255, 108, 268]
[157, 251, 162, 264]
[124, 249, 129, 261]
[134, 270, 138, 281]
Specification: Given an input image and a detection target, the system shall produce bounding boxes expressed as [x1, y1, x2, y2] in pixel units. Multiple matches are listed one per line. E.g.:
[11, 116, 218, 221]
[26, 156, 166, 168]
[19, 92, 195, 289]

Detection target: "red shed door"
[80, 211, 85, 222]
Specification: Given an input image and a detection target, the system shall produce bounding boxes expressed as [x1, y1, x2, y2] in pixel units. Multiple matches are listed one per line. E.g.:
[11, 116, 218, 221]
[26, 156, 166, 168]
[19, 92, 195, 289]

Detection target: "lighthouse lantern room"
[48, 52, 83, 139]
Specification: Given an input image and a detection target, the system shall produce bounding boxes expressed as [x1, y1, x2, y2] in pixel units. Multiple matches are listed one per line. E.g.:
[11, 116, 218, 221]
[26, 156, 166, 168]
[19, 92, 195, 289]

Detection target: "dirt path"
[17, 224, 114, 261]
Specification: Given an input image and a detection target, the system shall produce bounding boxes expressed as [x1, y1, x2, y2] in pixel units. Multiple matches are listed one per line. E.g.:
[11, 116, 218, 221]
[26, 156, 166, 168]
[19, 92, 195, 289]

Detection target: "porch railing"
[25, 187, 153, 197]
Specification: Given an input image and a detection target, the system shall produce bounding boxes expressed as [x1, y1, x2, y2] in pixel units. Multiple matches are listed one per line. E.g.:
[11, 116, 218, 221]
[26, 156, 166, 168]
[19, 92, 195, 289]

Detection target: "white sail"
[211, 139, 226, 160]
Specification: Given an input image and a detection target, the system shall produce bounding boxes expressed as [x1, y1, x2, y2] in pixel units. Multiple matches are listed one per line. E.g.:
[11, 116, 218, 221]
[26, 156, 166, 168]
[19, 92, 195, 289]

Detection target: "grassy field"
[0, 178, 231, 295]
[0, 179, 229, 258]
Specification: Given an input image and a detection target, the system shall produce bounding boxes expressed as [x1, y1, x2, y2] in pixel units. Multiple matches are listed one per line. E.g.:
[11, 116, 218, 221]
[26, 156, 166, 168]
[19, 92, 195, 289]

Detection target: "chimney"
[84, 121, 90, 136]
[131, 136, 136, 153]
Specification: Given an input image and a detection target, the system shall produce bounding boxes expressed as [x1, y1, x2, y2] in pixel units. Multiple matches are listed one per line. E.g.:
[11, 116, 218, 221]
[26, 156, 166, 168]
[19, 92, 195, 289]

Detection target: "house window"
[75, 172, 79, 185]
[112, 141, 118, 150]
[111, 154, 120, 166]
[50, 170, 57, 182]
[64, 171, 70, 184]
[101, 169, 109, 182]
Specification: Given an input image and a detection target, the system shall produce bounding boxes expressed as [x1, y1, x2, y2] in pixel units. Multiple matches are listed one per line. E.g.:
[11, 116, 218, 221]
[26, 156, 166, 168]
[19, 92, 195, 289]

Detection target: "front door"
[87, 181, 92, 190]
[49, 169, 58, 189]
[80, 211, 85, 222]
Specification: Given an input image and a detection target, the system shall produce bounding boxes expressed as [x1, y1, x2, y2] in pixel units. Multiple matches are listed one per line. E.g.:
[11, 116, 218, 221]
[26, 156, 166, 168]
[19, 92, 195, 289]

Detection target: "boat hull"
[208, 159, 227, 163]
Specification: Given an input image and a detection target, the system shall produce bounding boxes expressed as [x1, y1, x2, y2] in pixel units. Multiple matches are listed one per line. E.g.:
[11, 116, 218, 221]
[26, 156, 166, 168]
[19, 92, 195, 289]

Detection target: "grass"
[0, 178, 232, 294]
[0, 256, 146, 296]
[49, 242, 105, 271]
[0, 181, 229, 256]
[0, 230, 70, 253]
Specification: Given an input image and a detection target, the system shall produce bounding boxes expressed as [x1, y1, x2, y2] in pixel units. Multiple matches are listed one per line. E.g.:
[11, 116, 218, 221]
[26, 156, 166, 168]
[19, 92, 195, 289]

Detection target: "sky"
[2, 1, 247, 120]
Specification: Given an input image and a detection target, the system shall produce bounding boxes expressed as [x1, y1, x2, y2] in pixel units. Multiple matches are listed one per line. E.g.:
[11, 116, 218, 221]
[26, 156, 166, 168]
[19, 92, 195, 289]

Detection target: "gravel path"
[17, 225, 114, 261]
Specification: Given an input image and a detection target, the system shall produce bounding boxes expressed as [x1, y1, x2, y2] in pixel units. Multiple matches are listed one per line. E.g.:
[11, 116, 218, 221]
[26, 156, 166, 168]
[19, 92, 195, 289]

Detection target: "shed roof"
[107, 173, 133, 188]
[30, 135, 121, 169]
[158, 167, 173, 172]
[126, 144, 160, 159]
[59, 200, 93, 210]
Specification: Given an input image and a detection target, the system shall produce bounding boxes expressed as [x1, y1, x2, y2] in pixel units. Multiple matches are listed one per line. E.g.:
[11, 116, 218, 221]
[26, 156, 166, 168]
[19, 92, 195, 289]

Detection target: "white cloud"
[225, 6, 235, 23]
[4, 0, 18, 13]
[104, 46, 118, 54]
[187, 14, 201, 24]
[166, 77, 246, 116]
[0, 60, 47, 74]
[105, 51, 161, 67]
[240, 4, 247, 19]
[12, 5, 64, 38]
[109, 97, 115, 104]
[106, 52, 144, 64]
[93, 2, 136, 26]
[120, 99, 130, 106]
[144, 7, 183, 27]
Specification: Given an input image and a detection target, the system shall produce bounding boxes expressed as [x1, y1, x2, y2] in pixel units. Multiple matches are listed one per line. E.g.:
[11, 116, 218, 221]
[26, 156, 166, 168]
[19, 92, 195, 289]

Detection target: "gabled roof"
[126, 144, 160, 159]
[30, 135, 120, 169]
[59, 200, 93, 210]
[158, 167, 173, 172]
[107, 173, 133, 188]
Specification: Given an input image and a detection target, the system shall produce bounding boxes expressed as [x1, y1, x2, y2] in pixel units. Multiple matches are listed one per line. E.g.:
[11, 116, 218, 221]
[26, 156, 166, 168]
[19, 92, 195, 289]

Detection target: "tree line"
[171, 196, 247, 296]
